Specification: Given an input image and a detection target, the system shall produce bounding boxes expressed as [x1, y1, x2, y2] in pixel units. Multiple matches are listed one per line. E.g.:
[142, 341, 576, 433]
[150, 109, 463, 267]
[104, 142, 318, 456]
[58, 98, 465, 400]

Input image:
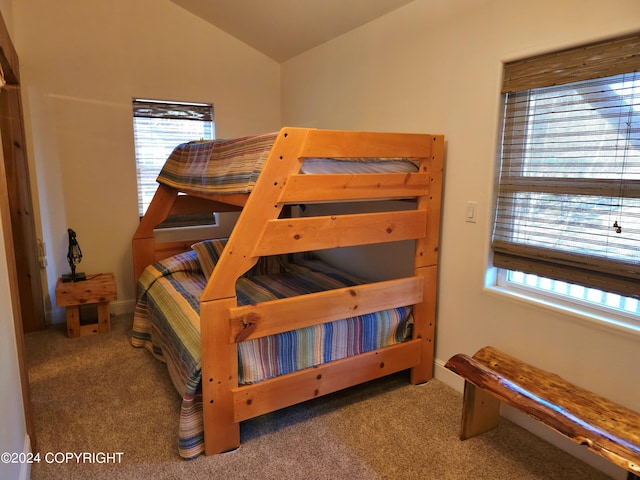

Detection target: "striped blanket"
[131, 245, 413, 459]
[156, 132, 279, 195]
[156, 132, 419, 195]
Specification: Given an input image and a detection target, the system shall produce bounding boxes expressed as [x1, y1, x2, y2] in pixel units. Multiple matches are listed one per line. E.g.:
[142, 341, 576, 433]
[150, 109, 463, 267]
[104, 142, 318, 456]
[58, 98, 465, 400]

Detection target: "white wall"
[12, 0, 281, 323]
[282, 1, 640, 477]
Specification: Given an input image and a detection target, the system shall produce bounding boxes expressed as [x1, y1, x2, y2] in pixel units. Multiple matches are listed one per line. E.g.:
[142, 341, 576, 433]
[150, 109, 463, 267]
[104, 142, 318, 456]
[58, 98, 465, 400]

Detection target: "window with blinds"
[492, 33, 640, 307]
[132, 98, 215, 220]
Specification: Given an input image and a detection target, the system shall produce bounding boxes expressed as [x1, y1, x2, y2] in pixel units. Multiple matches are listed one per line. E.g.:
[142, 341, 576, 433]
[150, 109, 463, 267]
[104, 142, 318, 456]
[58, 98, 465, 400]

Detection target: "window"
[132, 99, 215, 222]
[500, 271, 640, 319]
[492, 33, 640, 319]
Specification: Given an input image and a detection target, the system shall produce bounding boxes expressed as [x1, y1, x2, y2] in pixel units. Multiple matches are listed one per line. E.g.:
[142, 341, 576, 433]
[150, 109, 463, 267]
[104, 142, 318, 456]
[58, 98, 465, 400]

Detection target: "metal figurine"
[61, 228, 86, 282]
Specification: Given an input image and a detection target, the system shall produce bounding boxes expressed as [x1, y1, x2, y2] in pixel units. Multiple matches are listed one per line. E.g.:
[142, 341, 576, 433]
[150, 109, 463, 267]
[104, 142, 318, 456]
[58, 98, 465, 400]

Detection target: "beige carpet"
[24, 315, 612, 479]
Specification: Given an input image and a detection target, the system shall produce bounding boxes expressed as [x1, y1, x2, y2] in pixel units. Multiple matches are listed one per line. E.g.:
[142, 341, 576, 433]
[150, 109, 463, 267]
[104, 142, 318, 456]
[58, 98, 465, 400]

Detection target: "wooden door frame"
[0, 13, 44, 334]
[0, 9, 38, 450]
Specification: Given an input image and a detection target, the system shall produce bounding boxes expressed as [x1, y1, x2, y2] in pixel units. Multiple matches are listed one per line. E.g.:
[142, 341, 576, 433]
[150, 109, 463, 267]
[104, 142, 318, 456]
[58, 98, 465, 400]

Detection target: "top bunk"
[156, 130, 427, 198]
[132, 127, 444, 299]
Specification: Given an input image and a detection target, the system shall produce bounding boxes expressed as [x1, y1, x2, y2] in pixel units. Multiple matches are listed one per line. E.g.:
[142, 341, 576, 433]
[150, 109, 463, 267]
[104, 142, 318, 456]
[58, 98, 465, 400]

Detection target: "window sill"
[484, 285, 640, 339]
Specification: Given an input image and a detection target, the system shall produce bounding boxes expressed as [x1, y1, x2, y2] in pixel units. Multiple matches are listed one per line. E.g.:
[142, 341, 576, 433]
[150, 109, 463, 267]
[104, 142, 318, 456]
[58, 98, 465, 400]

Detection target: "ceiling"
[169, 0, 415, 62]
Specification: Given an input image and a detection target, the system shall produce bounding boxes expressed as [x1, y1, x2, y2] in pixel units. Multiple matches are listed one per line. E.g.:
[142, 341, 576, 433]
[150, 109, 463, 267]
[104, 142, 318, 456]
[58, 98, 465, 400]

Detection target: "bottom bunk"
[131, 239, 417, 459]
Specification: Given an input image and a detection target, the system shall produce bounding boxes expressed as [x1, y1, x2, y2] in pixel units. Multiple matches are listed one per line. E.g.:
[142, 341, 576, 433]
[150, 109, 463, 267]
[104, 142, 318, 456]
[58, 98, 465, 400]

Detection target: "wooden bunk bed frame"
[132, 127, 444, 455]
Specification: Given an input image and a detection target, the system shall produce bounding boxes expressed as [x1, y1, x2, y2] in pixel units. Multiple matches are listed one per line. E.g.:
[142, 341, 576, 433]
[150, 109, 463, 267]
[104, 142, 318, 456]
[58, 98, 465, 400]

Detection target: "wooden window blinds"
[492, 33, 640, 299]
[132, 99, 214, 218]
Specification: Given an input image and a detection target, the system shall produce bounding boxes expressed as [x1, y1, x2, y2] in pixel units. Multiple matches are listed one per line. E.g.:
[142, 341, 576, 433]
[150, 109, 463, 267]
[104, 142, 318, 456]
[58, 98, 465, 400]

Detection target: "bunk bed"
[131, 127, 444, 458]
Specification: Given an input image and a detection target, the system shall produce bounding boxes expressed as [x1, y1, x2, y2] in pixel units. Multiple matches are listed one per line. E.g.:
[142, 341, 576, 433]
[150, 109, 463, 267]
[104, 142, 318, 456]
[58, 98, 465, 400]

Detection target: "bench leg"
[460, 380, 501, 440]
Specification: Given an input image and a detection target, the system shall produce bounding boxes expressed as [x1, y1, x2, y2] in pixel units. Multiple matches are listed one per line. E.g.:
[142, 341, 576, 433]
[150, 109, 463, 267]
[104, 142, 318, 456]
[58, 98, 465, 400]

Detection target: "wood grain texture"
[232, 339, 422, 422]
[229, 276, 423, 342]
[200, 297, 240, 455]
[409, 265, 437, 384]
[55, 273, 117, 338]
[55, 273, 117, 307]
[298, 129, 432, 158]
[280, 172, 430, 203]
[415, 135, 443, 269]
[254, 210, 427, 256]
[445, 346, 640, 476]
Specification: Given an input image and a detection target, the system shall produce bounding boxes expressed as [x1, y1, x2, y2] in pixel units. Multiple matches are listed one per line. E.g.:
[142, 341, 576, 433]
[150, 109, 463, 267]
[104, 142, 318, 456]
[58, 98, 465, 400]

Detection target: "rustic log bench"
[444, 346, 640, 480]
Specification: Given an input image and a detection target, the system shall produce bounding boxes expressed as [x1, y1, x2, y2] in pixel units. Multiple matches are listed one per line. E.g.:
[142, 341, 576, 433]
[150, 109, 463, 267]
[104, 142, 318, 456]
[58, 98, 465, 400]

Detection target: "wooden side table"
[55, 273, 117, 338]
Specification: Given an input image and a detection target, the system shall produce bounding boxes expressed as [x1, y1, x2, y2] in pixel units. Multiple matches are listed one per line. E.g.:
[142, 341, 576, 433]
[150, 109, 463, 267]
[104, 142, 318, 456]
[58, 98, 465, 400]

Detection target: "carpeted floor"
[24, 314, 613, 479]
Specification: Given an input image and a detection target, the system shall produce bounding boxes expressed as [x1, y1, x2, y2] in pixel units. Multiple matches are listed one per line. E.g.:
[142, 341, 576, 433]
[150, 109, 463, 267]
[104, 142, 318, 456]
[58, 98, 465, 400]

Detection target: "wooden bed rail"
[445, 346, 640, 479]
[255, 210, 426, 256]
[298, 129, 432, 158]
[229, 276, 423, 342]
[280, 172, 430, 203]
[232, 339, 422, 422]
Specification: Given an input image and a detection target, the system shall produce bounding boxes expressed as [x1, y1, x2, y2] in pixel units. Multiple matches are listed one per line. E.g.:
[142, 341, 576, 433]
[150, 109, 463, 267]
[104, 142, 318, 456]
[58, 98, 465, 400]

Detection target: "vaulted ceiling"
[169, 0, 415, 62]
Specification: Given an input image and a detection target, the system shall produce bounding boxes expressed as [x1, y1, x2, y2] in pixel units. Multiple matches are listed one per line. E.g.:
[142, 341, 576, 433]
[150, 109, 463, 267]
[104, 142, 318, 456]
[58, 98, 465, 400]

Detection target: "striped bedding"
[157, 133, 279, 195]
[131, 243, 413, 459]
[156, 132, 418, 195]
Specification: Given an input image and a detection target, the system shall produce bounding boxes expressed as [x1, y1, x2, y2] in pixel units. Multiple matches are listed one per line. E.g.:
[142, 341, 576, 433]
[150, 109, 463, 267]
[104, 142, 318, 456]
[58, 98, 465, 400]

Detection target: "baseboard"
[19, 434, 31, 480]
[433, 357, 464, 391]
[110, 299, 136, 316]
[433, 356, 627, 480]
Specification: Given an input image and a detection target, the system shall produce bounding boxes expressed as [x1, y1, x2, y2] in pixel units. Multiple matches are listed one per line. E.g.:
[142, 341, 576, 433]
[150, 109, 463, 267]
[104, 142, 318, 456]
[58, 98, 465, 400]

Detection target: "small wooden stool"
[55, 273, 117, 338]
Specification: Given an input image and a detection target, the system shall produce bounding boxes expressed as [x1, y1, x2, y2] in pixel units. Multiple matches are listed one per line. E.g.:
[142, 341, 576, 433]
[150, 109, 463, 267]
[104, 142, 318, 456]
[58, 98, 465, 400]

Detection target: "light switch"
[466, 201, 477, 223]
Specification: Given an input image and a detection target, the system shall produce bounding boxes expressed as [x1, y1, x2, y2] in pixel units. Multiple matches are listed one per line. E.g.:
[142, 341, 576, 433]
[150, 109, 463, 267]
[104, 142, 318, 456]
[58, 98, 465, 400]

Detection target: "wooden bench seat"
[444, 346, 640, 480]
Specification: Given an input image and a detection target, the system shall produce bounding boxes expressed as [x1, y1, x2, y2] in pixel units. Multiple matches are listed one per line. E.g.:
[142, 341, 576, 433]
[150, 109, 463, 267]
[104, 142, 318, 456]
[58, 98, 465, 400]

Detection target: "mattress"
[156, 132, 418, 196]
[131, 241, 413, 458]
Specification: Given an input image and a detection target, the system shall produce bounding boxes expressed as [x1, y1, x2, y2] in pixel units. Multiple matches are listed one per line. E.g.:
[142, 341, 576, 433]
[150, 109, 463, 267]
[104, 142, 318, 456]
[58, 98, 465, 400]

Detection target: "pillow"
[245, 255, 289, 276]
[191, 238, 314, 279]
[191, 238, 228, 278]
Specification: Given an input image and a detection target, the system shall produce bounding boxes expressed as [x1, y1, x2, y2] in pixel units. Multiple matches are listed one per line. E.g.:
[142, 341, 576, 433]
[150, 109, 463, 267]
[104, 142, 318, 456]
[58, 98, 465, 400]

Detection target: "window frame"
[491, 33, 640, 330]
[494, 269, 640, 335]
[132, 98, 216, 226]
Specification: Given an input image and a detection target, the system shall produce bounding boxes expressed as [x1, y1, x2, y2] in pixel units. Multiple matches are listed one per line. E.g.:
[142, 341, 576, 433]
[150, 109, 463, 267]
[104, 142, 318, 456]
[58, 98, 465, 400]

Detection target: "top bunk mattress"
[156, 131, 419, 195]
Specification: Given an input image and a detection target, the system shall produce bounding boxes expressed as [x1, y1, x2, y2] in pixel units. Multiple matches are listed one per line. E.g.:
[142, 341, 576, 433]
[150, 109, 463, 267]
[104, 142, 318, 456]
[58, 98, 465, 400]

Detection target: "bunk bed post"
[410, 135, 444, 384]
[131, 184, 180, 283]
[410, 265, 438, 383]
[200, 297, 240, 454]
[200, 128, 313, 454]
